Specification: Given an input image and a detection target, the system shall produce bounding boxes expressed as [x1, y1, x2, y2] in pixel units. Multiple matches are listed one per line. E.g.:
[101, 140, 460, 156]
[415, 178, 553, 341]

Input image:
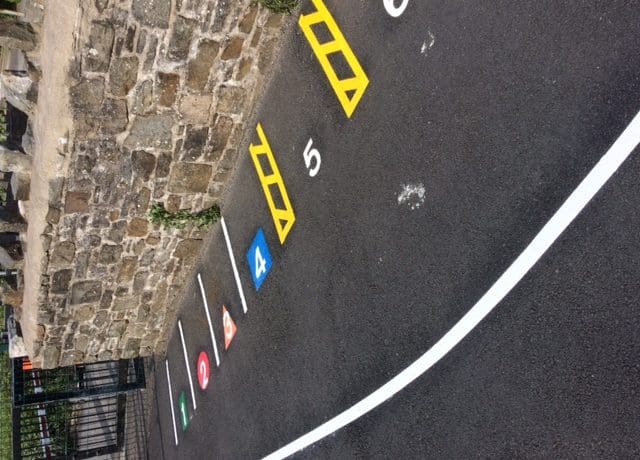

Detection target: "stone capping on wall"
[26, 0, 290, 368]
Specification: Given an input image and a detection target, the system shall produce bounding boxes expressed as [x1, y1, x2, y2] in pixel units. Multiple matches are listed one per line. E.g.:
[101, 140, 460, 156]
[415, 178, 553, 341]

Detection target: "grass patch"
[1, 306, 12, 459]
[1, 350, 11, 460]
[0, 308, 75, 458]
[0, 110, 7, 144]
[257, 0, 299, 14]
[149, 203, 221, 229]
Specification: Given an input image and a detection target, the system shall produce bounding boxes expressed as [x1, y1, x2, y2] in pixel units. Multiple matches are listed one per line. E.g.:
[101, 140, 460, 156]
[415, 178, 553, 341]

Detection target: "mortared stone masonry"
[27, 0, 288, 368]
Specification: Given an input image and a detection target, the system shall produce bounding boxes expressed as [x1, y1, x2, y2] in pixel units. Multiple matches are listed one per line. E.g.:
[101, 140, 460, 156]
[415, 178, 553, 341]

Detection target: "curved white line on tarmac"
[264, 110, 640, 460]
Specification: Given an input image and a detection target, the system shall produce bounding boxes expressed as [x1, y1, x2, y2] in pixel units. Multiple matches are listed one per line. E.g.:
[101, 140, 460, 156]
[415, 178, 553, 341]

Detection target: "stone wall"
[28, 0, 287, 368]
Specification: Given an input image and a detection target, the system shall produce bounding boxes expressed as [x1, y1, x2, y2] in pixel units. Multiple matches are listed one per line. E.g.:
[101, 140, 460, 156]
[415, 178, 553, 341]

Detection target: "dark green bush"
[149, 203, 221, 229]
[258, 0, 300, 14]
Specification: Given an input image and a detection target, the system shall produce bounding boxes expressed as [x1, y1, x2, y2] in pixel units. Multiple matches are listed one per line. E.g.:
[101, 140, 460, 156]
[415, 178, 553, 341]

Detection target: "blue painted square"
[247, 228, 273, 290]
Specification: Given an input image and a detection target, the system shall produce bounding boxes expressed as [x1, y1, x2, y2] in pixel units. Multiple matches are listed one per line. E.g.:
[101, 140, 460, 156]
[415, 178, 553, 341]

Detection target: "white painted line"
[420, 31, 435, 55]
[178, 320, 197, 410]
[221, 216, 248, 314]
[197, 273, 221, 367]
[165, 360, 179, 446]
[263, 110, 640, 460]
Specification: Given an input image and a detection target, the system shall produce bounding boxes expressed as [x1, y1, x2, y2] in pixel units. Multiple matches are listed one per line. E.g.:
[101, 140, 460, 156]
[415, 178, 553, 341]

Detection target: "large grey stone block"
[70, 281, 102, 305]
[132, 0, 171, 29]
[84, 21, 114, 72]
[125, 113, 174, 150]
[109, 56, 139, 97]
[167, 16, 197, 61]
[168, 163, 212, 193]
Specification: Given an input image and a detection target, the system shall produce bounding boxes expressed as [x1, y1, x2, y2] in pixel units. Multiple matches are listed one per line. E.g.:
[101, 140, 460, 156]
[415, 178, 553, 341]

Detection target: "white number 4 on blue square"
[247, 228, 273, 290]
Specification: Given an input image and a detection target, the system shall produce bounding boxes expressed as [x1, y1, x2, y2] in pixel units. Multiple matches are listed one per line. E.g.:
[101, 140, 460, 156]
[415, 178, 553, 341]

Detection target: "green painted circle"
[178, 391, 189, 431]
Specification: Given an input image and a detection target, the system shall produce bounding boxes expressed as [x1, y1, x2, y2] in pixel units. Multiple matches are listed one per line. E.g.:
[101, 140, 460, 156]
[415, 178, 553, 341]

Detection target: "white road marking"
[197, 273, 221, 367]
[263, 110, 640, 460]
[221, 216, 248, 314]
[397, 183, 426, 210]
[421, 31, 435, 55]
[178, 320, 197, 410]
[303, 138, 322, 177]
[383, 0, 409, 17]
[165, 360, 179, 446]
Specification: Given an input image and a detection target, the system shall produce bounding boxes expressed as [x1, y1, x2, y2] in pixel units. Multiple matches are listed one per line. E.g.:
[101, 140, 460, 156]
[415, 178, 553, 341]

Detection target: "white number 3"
[254, 246, 267, 278]
[303, 138, 321, 177]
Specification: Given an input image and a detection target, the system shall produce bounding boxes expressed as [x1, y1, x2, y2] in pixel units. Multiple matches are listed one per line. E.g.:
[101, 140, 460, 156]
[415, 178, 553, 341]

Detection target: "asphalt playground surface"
[148, 1, 640, 458]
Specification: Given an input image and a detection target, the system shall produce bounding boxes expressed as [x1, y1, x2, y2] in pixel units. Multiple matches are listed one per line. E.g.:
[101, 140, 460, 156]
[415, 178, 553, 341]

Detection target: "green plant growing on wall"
[149, 203, 221, 229]
[0, 184, 7, 204]
[0, 111, 7, 144]
[257, 0, 299, 14]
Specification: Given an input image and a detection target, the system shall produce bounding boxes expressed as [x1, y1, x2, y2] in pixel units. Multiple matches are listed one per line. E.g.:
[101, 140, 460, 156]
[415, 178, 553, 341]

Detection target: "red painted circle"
[197, 351, 211, 390]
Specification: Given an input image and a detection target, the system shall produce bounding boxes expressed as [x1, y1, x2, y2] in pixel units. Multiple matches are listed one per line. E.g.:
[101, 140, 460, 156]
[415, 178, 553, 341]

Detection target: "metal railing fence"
[10, 357, 148, 460]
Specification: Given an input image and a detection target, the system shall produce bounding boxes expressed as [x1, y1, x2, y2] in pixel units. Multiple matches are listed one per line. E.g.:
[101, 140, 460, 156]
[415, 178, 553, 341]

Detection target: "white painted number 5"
[384, 0, 409, 17]
[254, 246, 267, 278]
[303, 138, 321, 177]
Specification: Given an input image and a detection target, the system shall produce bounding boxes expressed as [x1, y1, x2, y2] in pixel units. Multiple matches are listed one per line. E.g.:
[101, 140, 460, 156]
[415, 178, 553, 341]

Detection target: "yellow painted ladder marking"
[249, 123, 296, 245]
[299, 0, 370, 118]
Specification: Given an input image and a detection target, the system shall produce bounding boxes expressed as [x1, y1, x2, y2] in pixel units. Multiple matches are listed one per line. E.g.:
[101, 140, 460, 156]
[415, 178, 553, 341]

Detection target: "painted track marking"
[165, 360, 179, 446]
[178, 320, 197, 410]
[249, 124, 296, 245]
[223, 305, 238, 350]
[303, 138, 322, 177]
[221, 217, 249, 314]
[247, 228, 273, 290]
[263, 110, 640, 459]
[197, 273, 221, 367]
[299, 0, 370, 118]
[384, 0, 409, 17]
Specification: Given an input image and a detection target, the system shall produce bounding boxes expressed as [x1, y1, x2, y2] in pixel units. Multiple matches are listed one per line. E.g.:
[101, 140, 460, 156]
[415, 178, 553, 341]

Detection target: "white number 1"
[303, 138, 321, 177]
[254, 246, 267, 278]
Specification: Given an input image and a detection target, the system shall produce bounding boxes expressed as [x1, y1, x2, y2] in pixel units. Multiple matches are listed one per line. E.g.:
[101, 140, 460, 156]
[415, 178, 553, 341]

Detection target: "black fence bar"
[16, 380, 144, 406]
[13, 358, 146, 406]
[134, 357, 147, 389]
[11, 403, 22, 460]
[11, 357, 148, 460]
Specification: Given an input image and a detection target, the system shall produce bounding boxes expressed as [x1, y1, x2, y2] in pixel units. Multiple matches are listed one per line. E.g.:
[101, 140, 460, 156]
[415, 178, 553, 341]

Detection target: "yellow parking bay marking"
[299, 0, 370, 118]
[249, 123, 296, 245]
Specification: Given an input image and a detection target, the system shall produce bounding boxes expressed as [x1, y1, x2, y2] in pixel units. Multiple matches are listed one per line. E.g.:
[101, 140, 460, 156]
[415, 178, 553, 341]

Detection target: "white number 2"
[384, 0, 409, 17]
[254, 246, 267, 278]
[303, 138, 321, 177]
[199, 360, 208, 388]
